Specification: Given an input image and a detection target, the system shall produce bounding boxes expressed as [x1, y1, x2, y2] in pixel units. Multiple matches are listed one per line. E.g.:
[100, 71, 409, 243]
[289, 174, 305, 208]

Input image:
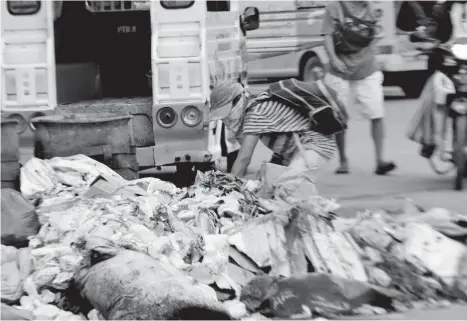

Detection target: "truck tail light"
[181, 106, 202, 127]
[160, 1, 194, 9]
[157, 107, 178, 128]
[7, 1, 41, 15]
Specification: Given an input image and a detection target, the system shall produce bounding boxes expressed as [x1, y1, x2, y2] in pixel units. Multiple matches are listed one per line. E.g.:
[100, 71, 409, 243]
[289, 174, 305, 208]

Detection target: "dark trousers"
[220, 124, 239, 173]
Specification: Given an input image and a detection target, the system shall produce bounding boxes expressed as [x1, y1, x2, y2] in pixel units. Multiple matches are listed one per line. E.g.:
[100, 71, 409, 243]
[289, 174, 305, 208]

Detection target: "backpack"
[333, 1, 377, 54]
[262, 78, 347, 136]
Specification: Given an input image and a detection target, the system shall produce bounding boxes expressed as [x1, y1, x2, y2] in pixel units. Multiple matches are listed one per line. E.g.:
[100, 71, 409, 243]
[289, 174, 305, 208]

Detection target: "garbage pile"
[1, 155, 467, 320]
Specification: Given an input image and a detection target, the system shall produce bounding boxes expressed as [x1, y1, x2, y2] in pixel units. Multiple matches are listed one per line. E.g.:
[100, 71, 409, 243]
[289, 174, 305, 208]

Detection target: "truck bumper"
[136, 120, 223, 170]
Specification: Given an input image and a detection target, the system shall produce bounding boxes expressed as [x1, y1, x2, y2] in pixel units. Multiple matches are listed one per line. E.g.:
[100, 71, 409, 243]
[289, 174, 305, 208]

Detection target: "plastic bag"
[1, 262, 23, 303]
[1, 189, 40, 247]
[20, 158, 59, 197]
[397, 207, 467, 240]
[74, 237, 232, 320]
[1, 303, 33, 320]
[255, 162, 287, 199]
[273, 167, 318, 203]
[1, 245, 18, 265]
[240, 273, 400, 319]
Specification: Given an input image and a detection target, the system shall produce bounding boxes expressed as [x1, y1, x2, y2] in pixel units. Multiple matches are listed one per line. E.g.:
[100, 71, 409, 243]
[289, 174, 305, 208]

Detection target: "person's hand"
[331, 57, 348, 74]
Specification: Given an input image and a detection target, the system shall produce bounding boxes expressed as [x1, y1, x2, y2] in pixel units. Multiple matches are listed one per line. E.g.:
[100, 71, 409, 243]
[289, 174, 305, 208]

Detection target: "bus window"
[7, 1, 41, 15]
[160, 1, 194, 9]
[207, 0, 230, 12]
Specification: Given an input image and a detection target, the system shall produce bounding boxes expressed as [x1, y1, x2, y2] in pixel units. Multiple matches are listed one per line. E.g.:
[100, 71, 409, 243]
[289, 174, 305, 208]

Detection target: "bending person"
[209, 80, 347, 198]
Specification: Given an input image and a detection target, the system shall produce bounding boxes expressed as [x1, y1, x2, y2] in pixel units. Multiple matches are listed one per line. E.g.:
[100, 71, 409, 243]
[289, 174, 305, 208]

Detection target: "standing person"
[209, 80, 347, 198]
[322, 1, 397, 175]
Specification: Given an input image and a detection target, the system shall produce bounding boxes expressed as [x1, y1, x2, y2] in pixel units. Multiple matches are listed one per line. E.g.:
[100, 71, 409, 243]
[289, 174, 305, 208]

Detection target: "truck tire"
[300, 55, 324, 83]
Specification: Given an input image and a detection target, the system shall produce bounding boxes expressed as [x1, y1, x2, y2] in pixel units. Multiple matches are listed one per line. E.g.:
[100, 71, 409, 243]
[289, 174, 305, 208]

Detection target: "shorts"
[324, 71, 385, 120]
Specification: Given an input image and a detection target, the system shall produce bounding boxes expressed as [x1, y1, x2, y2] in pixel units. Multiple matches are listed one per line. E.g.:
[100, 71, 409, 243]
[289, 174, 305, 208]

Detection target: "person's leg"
[353, 71, 397, 174]
[324, 73, 351, 173]
[226, 150, 239, 173]
[221, 123, 241, 173]
[270, 153, 285, 165]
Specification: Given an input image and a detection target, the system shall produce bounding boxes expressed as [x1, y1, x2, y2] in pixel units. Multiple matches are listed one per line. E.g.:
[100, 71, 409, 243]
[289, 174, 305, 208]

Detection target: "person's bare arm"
[322, 4, 348, 74]
[324, 35, 338, 63]
[230, 134, 260, 177]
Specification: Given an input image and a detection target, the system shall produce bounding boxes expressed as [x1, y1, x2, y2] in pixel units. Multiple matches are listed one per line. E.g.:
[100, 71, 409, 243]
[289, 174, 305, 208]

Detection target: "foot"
[335, 162, 350, 174]
[375, 161, 397, 175]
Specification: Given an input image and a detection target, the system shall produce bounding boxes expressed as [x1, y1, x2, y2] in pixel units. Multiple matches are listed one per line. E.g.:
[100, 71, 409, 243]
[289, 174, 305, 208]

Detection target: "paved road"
[246, 84, 467, 216]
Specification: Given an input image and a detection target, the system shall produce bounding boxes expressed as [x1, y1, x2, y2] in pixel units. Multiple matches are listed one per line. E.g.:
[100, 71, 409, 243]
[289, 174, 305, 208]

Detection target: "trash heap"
[1, 155, 467, 320]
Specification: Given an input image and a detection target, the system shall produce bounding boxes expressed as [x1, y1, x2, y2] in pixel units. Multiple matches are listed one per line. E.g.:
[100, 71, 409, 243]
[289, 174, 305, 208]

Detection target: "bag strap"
[316, 80, 340, 112]
[292, 132, 315, 170]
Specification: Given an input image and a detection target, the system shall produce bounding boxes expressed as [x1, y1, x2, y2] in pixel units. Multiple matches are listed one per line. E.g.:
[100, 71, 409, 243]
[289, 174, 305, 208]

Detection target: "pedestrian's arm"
[321, 4, 339, 62]
[324, 35, 339, 63]
[230, 134, 260, 177]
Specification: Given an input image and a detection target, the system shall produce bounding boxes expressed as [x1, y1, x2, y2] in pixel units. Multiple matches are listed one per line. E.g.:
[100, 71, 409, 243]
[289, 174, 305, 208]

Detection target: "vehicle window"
[207, 0, 230, 12]
[296, 0, 326, 9]
[161, 0, 194, 10]
[7, 0, 41, 15]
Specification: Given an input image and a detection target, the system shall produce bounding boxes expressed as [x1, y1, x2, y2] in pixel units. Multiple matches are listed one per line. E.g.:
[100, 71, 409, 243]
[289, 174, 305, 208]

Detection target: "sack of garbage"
[74, 237, 232, 320]
[273, 167, 318, 202]
[256, 163, 318, 202]
[240, 273, 400, 319]
[1, 303, 33, 320]
[1, 189, 40, 247]
[256, 162, 287, 199]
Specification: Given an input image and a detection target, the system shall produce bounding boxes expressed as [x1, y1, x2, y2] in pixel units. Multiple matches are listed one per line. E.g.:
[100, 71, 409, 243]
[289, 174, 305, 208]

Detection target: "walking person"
[209, 79, 347, 199]
[322, 1, 397, 175]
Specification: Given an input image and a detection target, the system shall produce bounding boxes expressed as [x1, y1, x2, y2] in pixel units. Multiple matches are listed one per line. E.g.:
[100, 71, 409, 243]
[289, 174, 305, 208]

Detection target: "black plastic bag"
[1, 189, 40, 247]
[241, 273, 400, 319]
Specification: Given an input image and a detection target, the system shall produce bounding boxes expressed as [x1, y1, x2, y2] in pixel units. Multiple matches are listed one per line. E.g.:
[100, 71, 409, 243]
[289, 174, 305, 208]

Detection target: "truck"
[1, 0, 259, 182]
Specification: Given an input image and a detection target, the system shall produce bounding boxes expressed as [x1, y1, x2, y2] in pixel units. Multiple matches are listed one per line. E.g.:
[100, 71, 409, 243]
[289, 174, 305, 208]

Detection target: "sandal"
[375, 162, 397, 175]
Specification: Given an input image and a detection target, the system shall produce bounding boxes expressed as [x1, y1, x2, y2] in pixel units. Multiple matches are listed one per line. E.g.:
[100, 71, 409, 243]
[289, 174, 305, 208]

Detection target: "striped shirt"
[242, 97, 336, 161]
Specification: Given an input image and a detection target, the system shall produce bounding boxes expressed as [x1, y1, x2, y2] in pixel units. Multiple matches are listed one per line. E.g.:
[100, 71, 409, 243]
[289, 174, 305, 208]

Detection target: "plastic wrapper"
[223, 300, 248, 319]
[1, 261, 23, 303]
[1, 303, 33, 320]
[20, 158, 61, 197]
[2, 244, 18, 264]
